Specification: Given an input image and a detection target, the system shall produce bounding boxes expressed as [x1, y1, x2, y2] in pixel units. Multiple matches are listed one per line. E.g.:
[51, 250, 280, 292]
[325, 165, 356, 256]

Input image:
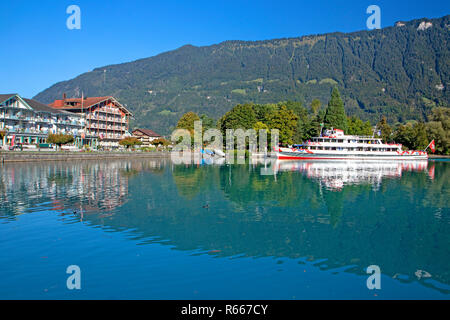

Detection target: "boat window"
[338, 139, 343, 143]
[331, 147, 336, 150]
[331, 139, 336, 142]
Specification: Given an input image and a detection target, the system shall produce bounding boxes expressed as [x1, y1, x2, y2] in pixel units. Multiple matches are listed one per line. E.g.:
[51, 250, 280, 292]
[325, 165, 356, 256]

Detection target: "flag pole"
[81, 91, 84, 148]
[424, 140, 433, 152]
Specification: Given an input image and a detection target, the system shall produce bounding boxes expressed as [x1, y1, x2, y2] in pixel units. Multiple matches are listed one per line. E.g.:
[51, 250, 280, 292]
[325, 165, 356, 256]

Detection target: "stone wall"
[0, 151, 169, 163]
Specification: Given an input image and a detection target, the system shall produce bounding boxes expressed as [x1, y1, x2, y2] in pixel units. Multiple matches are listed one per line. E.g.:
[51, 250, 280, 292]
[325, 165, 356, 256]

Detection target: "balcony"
[3, 126, 50, 135]
[2, 114, 18, 120]
[34, 117, 50, 123]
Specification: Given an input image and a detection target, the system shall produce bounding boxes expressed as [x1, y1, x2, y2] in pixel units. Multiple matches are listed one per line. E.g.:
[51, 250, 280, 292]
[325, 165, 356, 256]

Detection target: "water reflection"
[0, 160, 166, 219]
[0, 158, 449, 295]
[273, 160, 431, 190]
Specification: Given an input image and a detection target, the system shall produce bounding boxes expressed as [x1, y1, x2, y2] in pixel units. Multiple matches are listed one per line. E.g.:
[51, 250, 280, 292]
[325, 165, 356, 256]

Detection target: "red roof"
[132, 128, 161, 137]
[49, 96, 132, 115]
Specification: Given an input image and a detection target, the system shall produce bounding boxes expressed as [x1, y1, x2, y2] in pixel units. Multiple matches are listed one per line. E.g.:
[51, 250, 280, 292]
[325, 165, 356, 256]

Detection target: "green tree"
[253, 104, 275, 123]
[47, 133, 74, 150]
[253, 121, 270, 148]
[311, 99, 321, 115]
[426, 121, 448, 154]
[426, 107, 450, 154]
[310, 109, 326, 137]
[323, 87, 348, 132]
[413, 122, 429, 150]
[176, 111, 200, 134]
[218, 103, 257, 132]
[283, 101, 304, 117]
[119, 137, 142, 149]
[151, 137, 171, 148]
[281, 101, 309, 143]
[348, 117, 372, 136]
[377, 116, 392, 142]
[392, 122, 429, 151]
[392, 123, 416, 150]
[266, 105, 298, 145]
[253, 121, 269, 133]
[200, 114, 216, 131]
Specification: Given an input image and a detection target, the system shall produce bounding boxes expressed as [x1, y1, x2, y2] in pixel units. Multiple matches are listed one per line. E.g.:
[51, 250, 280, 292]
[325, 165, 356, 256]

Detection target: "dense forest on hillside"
[34, 15, 449, 135]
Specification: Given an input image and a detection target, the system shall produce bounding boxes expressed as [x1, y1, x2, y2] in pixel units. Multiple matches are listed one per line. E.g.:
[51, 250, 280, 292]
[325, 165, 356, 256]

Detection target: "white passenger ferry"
[275, 128, 428, 160]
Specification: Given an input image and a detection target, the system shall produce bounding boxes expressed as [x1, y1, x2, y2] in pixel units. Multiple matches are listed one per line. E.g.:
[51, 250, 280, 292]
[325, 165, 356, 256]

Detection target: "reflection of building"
[0, 161, 131, 217]
[0, 159, 170, 218]
[49, 94, 132, 148]
[273, 160, 429, 190]
[0, 94, 96, 148]
[132, 128, 162, 147]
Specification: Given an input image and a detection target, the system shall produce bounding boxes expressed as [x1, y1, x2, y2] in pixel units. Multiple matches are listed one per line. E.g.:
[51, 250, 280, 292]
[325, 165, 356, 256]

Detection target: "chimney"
[63, 93, 66, 100]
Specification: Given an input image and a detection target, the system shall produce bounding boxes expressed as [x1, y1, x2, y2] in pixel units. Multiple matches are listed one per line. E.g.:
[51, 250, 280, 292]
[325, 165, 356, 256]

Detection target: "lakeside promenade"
[0, 151, 170, 163]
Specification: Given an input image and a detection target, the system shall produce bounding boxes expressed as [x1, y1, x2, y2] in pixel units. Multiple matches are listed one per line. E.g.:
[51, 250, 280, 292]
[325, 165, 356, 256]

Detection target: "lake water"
[0, 157, 449, 299]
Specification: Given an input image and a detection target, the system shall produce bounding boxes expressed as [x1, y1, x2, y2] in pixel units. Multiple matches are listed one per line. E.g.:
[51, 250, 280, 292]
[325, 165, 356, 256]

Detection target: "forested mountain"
[34, 15, 449, 134]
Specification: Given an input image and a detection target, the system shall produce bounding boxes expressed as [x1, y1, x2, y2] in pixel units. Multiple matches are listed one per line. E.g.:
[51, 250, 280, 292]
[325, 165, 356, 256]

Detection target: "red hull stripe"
[277, 156, 427, 160]
[278, 156, 350, 160]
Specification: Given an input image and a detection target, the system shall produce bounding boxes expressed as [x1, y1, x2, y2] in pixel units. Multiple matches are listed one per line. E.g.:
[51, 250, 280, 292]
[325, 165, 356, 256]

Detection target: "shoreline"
[0, 151, 170, 163]
[428, 155, 450, 159]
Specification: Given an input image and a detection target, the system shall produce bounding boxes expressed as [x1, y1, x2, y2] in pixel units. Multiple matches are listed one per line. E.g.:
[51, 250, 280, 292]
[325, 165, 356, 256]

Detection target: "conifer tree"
[323, 87, 348, 132]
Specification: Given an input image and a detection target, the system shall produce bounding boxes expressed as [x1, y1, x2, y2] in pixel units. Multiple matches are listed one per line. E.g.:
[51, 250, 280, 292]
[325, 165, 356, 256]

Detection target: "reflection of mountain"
[90, 161, 450, 293]
[1, 159, 448, 294]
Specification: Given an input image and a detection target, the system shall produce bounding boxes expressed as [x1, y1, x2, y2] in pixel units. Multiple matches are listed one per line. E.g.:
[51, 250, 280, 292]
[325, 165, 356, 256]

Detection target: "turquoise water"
[0, 158, 449, 299]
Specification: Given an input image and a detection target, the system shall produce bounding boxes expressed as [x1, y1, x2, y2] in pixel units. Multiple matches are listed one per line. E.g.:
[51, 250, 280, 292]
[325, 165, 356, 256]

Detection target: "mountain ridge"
[35, 15, 450, 134]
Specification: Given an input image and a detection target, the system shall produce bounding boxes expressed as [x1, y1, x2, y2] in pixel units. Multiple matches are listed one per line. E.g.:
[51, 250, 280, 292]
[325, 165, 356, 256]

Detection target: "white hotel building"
[0, 94, 97, 148]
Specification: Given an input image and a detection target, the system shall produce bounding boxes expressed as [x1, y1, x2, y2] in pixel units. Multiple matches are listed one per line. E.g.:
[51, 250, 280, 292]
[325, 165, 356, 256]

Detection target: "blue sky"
[0, 0, 448, 98]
